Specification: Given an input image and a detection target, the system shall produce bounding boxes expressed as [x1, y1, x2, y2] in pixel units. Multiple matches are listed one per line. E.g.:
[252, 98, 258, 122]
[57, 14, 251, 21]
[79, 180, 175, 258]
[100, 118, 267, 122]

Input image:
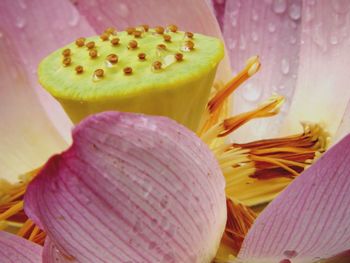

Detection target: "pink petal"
[0, 231, 42, 262]
[218, 0, 302, 142]
[284, 0, 350, 139]
[73, 0, 232, 82]
[238, 134, 350, 262]
[0, 0, 95, 182]
[24, 112, 226, 262]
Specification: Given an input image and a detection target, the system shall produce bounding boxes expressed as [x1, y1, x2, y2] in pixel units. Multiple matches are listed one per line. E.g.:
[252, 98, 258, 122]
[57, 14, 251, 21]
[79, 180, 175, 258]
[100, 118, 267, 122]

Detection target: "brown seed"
[100, 33, 109, 41]
[138, 53, 146, 60]
[133, 30, 142, 38]
[128, 40, 138, 49]
[155, 26, 164, 34]
[75, 65, 84, 74]
[62, 57, 71, 66]
[75, 37, 85, 47]
[62, 48, 71, 57]
[185, 40, 195, 50]
[89, 49, 98, 58]
[126, 27, 135, 35]
[152, 61, 162, 70]
[140, 24, 149, 32]
[167, 24, 178, 33]
[106, 54, 118, 64]
[185, 31, 194, 38]
[111, 37, 120, 46]
[175, 53, 183, 61]
[94, 69, 104, 78]
[86, 41, 95, 49]
[157, 44, 166, 50]
[123, 67, 133, 75]
[104, 27, 117, 35]
[163, 34, 171, 42]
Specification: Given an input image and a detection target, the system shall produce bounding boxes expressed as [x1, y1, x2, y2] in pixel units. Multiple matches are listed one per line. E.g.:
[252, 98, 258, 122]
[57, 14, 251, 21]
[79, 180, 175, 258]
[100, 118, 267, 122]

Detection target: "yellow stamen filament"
[100, 33, 109, 41]
[222, 198, 256, 255]
[62, 48, 71, 57]
[75, 37, 85, 47]
[201, 95, 284, 144]
[123, 67, 133, 75]
[155, 26, 165, 34]
[86, 41, 95, 49]
[126, 27, 135, 35]
[75, 65, 84, 74]
[185, 31, 194, 38]
[133, 30, 142, 38]
[152, 61, 162, 70]
[184, 40, 194, 50]
[207, 56, 260, 115]
[140, 24, 149, 32]
[111, 37, 120, 46]
[128, 40, 138, 49]
[138, 53, 146, 60]
[175, 53, 183, 61]
[163, 34, 171, 42]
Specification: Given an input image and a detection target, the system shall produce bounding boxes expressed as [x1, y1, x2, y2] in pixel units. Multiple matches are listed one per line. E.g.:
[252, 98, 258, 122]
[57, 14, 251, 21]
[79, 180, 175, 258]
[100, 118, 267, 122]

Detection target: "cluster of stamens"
[60, 25, 195, 80]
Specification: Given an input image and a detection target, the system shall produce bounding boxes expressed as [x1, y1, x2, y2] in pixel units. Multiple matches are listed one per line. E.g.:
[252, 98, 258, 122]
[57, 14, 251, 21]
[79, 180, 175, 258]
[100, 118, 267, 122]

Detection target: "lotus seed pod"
[38, 26, 224, 130]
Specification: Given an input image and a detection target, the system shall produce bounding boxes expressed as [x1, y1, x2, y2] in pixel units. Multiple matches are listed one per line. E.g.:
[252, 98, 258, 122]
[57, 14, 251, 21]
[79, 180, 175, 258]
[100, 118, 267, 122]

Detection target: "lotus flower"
[0, 0, 350, 262]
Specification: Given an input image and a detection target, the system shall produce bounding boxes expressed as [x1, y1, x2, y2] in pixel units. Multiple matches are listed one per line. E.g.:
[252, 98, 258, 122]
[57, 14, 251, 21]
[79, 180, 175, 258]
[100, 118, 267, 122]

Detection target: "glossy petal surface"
[25, 112, 226, 263]
[239, 134, 350, 262]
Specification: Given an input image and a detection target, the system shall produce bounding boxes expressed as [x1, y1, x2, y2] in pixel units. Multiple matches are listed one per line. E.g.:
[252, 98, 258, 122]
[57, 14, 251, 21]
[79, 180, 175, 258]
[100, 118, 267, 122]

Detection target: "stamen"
[111, 37, 120, 46]
[75, 65, 84, 74]
[123, 67, 133, 75]
[155, 26, 165, 34]
[222, 198, 256, 255]
[61, 48, 71, 57]
[184, 40, 194, 50]
[128, 40, 138, 49]
[167, 24, 178, 32]
[138, 53, 146, 60]
[207, 56, 260, 115]
[75, 37, 85, 47]
[104, 27, 117, 36]
[175, 53, 183, 61]
[86, 41, 95, 49]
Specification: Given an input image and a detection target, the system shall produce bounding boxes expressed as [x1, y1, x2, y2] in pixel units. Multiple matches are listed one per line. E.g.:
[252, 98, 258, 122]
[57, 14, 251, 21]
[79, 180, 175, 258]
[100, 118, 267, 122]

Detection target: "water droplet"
[273, 0, 287, 14]
[242, 83, 262, 102]
[268, 22, 276, 33]
[330, 35, 338, 45]
[332, 0, 350, 14]
[281, 58, 290, 74]
[251, 9, 259, 21]
[116, 3, 129, 18]
[288, 3, 301, 20]
[15, 17, 26, 29]
[289, 36, 297, 44]
[251, 31, 258, 42]
[68, 8, 80, 27]
[228, 38, 237, 50]
[18, 0, 27, 9]
[163, 55, 176, 68]
[239, 35, 246, 50]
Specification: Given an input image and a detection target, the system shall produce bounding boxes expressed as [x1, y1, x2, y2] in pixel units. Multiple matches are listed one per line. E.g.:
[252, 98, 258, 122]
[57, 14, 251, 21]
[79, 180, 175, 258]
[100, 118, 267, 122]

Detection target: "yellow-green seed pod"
[38, 26, 224, 131]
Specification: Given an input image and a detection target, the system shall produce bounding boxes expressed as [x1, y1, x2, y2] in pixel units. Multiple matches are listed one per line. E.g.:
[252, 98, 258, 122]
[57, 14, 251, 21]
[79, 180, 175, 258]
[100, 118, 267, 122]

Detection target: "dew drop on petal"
[268, 22, 276, 33]
[288, 3, 301, 21]
[15, 17, 26, 29]
[116, 3, 129, 18]
[273, 0, 287, 14]
[68, 7, 80, 27]
[281, 58, 290, 75]
[330, 35, 339, 45]
[242, 83, 262, 102]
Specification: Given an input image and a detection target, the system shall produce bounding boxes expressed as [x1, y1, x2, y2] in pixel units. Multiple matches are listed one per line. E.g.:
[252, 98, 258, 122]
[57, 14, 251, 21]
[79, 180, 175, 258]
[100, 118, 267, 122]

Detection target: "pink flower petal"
[24, 112, 226, 263]
[284, 0, 350, 139]
[238, 134, 350, 262]
[0, 231, 42, 262]
[218, 0, 302, 142]
[73, 0, 232, 82]
[0, 0, 95, 182]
